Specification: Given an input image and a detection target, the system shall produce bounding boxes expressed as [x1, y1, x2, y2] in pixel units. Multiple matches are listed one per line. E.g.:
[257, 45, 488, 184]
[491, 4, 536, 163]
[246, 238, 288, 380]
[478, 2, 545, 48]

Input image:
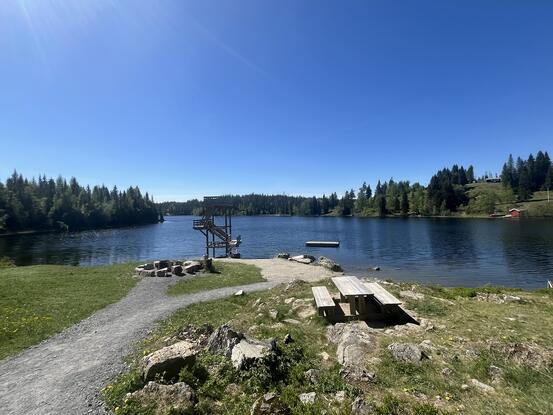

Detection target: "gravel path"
[0, 276, 277, 415]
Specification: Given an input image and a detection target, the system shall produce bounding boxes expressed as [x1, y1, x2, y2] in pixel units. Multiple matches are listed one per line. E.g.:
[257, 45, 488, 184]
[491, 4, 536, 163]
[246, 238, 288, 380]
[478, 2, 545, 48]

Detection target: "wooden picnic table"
[331, 276, 374, 315]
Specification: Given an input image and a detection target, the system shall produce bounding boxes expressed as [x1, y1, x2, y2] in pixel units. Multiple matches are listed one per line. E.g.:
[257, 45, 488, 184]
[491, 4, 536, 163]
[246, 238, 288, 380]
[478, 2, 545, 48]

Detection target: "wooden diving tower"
[193, 196, 241, 258]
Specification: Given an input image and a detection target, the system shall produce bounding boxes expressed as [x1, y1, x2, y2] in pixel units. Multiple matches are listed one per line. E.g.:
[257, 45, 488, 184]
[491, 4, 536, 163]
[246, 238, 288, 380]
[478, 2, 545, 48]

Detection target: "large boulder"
[130, 381, 196, 413]
[318, 256, 343, 272]
[154, 260, 172, 269]
[231, 338, 273, 369]
[276, 253, 290, 259]
[327, 323, 377, 367]
[387, 343, 427, 365]
[142, 340, 197, 381]
[207, 324, 245, 357]
[171, 265, 184, 276]
[155, 268, 169, 277]
[184, 261, 202, 274]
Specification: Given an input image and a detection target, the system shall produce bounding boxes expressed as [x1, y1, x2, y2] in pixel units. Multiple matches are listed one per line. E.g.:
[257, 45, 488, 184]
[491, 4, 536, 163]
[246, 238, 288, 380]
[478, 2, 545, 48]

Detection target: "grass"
[166, 261, 266, 296]
[105, 277, 553, 415]
[0, 263, 137, 360]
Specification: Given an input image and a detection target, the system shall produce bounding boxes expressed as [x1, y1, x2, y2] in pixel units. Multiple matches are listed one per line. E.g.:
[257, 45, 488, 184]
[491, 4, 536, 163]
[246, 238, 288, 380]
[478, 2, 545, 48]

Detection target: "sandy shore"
[218, 257, 343, 283]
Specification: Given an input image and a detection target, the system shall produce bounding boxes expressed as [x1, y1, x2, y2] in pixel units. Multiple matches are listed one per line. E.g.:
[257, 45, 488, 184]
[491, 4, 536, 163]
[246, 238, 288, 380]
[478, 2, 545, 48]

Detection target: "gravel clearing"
[0, 259, 336, 415]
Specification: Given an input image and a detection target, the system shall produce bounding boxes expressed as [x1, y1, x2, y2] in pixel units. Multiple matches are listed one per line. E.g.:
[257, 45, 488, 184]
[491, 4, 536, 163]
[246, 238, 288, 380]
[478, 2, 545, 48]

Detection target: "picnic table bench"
[311, 286, 336, 317]
[364, 282, 402, 306]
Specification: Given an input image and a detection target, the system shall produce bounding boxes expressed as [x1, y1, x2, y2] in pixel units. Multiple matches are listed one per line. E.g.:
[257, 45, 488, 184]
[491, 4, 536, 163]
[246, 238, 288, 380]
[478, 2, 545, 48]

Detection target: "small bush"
[0, 256, 15, 268]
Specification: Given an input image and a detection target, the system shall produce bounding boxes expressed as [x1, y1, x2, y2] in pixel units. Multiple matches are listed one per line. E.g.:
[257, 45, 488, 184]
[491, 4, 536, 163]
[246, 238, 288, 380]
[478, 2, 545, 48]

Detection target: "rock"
[461, 384, 469, 391]
[487, 341, 552, 369]
[184, 261, 202, 274]
[173, 260, 184, 266]
[419, 339, 435, 354]
[234, 290, 245, 296]
[476, 293, 521, 304]
[250, 392, 289, 414]
[155, 268, 169, 277]
[290, 254, 316, 264]
[130, 381, 196, 412]
[340, 366, 376, 383]
[334, 390, 346, 402]
[371, 266, 381, 271]
[142, 341, 197, 381]
[470, 378, 495, 393]
[299, 392, 316, 405]
[154, 260, 171, 269]
[284, 297, 295, 304]
[441, 367, 454, 377]
[318, 256, 343, 272]
[489, 365, 504, 384]
[139, 269, 156, 277]
[174, 324, 213, 347]
[231, 338, 273, 369]
[141, 263, 155, 270]
[319, 351, 330, 361]
[387, 343, 427, 365]
[171, 265, 184, 276]
[327, 323, 377, 367]
[276, 253, 290, 259]
[351, 397, 376, 415]
[283, 333, 293, 344]
[207, 325, 245, 357]
[304, 369, 321, 384]
[285, 279, 307, 291]
[283, 318, 301, 325]
[269, 309, 279, 320]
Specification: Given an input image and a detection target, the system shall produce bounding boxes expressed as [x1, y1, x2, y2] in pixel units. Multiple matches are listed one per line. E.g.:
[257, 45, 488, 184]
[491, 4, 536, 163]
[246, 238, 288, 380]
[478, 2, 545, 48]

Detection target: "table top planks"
[364, 282, 402, 305]
[311, 286, 336, 308]
[331, 276, 373, 297]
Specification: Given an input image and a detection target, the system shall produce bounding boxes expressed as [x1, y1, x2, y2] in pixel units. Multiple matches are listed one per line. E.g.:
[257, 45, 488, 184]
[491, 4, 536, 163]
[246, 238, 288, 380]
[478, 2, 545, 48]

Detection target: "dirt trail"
[0, 259, 336, 415]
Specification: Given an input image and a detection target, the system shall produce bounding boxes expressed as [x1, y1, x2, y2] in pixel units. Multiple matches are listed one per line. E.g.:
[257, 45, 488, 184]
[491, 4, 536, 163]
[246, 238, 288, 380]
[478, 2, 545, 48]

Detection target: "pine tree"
[376, 195, 386, 218]
[466, 165, 475, 183]
[400, 191, 409, 216]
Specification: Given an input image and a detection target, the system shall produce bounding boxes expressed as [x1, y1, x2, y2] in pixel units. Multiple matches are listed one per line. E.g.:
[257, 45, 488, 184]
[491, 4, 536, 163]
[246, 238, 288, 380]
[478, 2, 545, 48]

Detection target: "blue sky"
[1, 1, 552, 201]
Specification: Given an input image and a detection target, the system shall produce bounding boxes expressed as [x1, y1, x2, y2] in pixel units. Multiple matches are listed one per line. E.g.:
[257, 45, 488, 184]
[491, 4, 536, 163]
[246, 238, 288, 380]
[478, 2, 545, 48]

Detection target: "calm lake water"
[1, 216, 552, 289]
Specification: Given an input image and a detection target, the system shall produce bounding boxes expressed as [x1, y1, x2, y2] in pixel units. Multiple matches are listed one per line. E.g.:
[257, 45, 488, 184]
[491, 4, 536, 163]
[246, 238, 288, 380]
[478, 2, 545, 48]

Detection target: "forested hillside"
[159, 150, 552, 218]
[0, 172, 161, 233]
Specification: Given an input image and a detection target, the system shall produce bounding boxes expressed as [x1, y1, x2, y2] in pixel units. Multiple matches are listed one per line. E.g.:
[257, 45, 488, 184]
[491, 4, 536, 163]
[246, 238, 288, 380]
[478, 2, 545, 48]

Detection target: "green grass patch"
[167, 262, 265, 296]
[0, 263, 137, 360]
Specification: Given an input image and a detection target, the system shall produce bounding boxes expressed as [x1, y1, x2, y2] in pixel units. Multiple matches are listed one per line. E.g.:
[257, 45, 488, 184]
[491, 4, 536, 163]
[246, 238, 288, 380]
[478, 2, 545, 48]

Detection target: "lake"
[1, 216, 552, 289]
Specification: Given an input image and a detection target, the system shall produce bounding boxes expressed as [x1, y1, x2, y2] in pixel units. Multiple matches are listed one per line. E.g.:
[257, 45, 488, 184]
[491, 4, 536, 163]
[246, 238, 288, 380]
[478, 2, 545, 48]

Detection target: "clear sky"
[1, 1, 552, 201]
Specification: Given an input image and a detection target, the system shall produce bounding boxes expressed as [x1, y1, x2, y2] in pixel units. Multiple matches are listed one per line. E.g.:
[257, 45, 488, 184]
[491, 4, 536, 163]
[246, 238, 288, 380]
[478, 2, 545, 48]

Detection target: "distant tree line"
[501, 151, 552, 200]
[158, 193, 341, 216]
[0, 172, 161, 233]
[159, 150, 551, 218]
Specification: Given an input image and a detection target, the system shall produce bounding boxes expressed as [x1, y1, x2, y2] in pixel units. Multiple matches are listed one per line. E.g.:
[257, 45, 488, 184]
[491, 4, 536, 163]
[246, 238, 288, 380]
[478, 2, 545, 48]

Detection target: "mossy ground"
[167, 262, 266, 296]
[104, 277, 553, 415]
[0, 263, 138, 360]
